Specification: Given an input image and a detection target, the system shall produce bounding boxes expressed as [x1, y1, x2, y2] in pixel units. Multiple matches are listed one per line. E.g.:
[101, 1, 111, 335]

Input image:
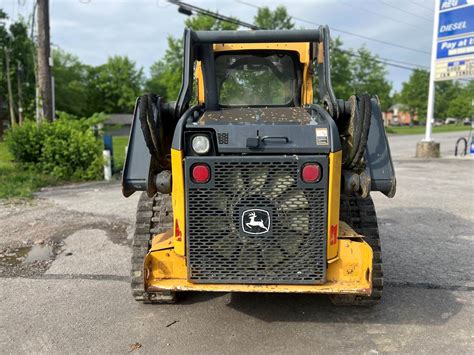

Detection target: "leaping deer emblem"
[245, 211, 269, 233]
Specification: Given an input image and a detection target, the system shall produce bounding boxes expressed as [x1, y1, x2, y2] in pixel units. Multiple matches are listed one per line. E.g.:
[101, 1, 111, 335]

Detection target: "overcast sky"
[2, 0, 436, 92]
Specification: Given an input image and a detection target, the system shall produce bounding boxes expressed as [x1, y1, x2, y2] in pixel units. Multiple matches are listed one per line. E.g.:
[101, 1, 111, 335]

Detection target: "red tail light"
[174, 220, 182, 242]
[191, 164, 210, 183]
[301, 163, 322, 183]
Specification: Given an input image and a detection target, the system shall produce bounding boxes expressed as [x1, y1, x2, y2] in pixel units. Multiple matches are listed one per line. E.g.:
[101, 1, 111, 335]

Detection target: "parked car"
[463, 118, 472, 126]
[445, 117, 459, 125]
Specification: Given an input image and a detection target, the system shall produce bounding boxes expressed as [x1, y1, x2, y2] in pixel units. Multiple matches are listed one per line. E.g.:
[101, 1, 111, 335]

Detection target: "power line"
[380, 0, 433, 22]
[236, 0, 431, 55]
[336, 48, 428, 71]
[287, 15, 430, 56]
[379, 58, 428, 70]
[339, 0, 429, 31]
[167, 0, 430, 72]
[411, 1, 435, 12]
[168, 0, 259, 30]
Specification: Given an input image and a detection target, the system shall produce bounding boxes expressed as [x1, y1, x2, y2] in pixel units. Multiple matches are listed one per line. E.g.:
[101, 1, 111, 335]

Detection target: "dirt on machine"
[122, 26, 396, 306]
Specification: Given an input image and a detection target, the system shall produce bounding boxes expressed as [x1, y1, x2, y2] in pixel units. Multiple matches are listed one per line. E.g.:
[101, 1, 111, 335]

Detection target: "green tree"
[53, 49, 92, 117]
[446, 94, 472, 118]
[351, 46, 392, 111]
[0, 12, 36, 123]
[0, 9, 8, 46]
[184, 14, 239, 31]
[446, 81, 474, 118]
[88, 56, 144, 113]
[145, 13, 238, 100]
[254, 6, 294, 29]
[398, 70, 472, 120]
[0, 9, 12, 113]
[399, 69, 429, 120]
[9, 20, 36, 119]
[435, 80, 461, 119]
[330, 38, 353, 99]
[145, 37, 183, 101]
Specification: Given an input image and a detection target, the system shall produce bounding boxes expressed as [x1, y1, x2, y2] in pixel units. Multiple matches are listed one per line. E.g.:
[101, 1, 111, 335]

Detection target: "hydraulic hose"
[342, 94, 372, 170]
[138, 93, 165, 160]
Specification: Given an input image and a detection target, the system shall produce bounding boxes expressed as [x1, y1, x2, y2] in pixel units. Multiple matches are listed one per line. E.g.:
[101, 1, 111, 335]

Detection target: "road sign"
[438, 5, 474, 38]
[424, 0, 474, 142]
[435, 57, 474, 80]
[437, 35, 474, 59]
[435, 0, 474, 80]
[440, 0, 473, 11]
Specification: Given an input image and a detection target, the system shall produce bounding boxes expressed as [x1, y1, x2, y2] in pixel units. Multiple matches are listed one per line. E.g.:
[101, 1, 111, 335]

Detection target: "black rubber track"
[330, 194, 383, 306]
[130, 192, 175, 303]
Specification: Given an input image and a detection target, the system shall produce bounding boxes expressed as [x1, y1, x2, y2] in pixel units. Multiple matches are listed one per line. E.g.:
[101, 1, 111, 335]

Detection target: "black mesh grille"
[186, 157, 327, 284]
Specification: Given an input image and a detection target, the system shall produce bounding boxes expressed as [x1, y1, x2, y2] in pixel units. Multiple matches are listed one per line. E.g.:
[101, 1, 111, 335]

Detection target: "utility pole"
[36, 0, 53, 122]
[4, 47, 16, 126]
[17, 61, 24, 125]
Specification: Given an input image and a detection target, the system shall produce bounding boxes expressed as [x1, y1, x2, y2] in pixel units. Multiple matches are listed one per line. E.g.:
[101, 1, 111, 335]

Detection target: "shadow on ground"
[175, 206, 473, 326]
[177, 286, 464, 326]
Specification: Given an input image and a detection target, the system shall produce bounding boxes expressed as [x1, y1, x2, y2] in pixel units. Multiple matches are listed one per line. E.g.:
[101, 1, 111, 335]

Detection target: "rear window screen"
[215, 53, 296, 106]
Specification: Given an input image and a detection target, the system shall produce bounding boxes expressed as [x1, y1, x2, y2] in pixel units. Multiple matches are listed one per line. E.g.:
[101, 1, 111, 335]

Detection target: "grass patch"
[0, 142, 58, 199]
[112, 136, 128, 172]
[0, 135, 129, 199]
[0, 141, 13, 169]
[385, 125, 471, 135]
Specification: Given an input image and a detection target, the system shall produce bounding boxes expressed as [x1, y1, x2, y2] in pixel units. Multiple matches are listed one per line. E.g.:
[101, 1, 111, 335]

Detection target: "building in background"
[103, 113, 132, 136]
[385, 104, 418, 126]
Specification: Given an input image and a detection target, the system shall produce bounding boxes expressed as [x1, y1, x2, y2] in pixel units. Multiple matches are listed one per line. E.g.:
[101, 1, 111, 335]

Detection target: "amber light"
[191, 164, 210, 183]
[301, 163, 322, 183]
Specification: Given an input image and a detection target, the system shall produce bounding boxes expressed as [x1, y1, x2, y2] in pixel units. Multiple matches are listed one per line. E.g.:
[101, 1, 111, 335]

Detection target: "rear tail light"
[301, 163, 322, 183]
[174, 219, 182, 241]
[191, 164, 211, 183]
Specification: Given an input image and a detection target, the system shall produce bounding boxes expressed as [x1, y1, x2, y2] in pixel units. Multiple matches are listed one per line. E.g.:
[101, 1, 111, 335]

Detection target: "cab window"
[215, 52, 297, 106]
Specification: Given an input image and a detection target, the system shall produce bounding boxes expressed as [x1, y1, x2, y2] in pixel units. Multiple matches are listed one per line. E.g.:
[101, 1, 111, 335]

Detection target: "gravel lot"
[0, 132, 473, 354]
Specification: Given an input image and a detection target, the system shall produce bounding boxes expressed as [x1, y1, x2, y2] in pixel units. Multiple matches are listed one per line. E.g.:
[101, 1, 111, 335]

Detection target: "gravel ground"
[0, 132, 472, 354]
[0, 182, 137, 277]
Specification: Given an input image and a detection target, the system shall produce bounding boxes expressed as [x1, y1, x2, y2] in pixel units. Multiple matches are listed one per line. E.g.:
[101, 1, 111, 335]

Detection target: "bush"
[5, 113, 106, 180]
[5, 121, 45, 165]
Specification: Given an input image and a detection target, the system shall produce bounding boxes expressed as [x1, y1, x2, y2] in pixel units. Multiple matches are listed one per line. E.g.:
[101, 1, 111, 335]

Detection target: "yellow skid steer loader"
[122, 27, 396, 305]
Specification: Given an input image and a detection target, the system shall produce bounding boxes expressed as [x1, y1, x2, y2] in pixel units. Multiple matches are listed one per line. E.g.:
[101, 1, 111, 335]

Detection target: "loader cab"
[195, 45, 313, 109]
[174, 28, 339, 119]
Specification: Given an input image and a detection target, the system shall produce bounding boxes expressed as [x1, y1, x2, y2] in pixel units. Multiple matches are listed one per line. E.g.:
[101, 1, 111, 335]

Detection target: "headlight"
[191, 135, 210, 154]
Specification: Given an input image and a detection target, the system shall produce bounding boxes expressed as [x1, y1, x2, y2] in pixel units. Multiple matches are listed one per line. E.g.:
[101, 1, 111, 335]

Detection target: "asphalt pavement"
[0, 131, 473, 354]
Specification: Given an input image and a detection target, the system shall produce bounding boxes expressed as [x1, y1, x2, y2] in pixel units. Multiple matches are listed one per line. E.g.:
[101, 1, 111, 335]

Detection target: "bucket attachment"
[122, 95, 175, 197]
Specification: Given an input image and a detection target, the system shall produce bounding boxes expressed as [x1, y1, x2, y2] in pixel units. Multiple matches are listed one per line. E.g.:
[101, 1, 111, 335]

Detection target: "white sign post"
[417, 0, 474, 158]
[425, 0, 441, 143]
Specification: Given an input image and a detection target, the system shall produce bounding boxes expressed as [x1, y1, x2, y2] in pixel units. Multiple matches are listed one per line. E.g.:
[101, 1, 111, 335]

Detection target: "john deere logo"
[242, 209, 270, 235]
